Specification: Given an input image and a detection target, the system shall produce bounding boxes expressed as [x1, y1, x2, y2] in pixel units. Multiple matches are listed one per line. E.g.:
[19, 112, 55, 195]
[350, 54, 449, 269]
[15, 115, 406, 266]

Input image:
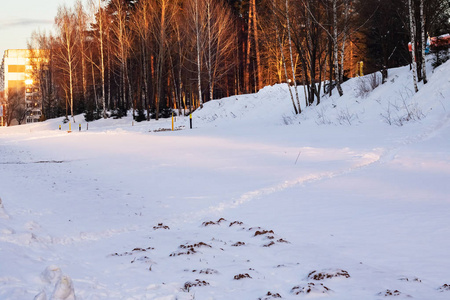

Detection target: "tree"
[28, 31, 60, 119]
[408, 0, 419, 93]
[285, 0, 301, 112]
[75, 0, 89, 107]
[333, 0, 343, 96]
[109, 0, 134, 114]
[6, 87, 27, 125]
[131, 0, 153, 120]
[272, 0, 297, 114]
[419, 0, 427, 84]
[205, 0, 236, 102]
[90, 0, 108, 118]
[54, 5, 78, 122]
[185, 0, 206, 109]
[251, 0, 262, 91]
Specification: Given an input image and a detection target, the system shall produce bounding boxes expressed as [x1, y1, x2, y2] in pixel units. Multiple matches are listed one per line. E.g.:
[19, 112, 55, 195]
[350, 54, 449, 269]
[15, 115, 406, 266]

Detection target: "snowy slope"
[0, 60, 450, 300]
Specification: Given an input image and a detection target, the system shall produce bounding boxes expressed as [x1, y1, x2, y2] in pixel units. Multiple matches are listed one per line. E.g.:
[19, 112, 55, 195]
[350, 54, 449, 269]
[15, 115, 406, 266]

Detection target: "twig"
[295, 151, 301, 164]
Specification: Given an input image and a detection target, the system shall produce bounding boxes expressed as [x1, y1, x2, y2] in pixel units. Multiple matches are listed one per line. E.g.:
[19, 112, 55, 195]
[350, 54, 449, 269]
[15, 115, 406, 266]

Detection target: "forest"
[26, 0, 450, 122]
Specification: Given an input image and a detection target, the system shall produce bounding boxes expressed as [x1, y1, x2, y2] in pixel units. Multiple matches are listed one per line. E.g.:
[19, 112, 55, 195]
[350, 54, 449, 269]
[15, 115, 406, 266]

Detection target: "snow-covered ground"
[1, 60, 450, 300]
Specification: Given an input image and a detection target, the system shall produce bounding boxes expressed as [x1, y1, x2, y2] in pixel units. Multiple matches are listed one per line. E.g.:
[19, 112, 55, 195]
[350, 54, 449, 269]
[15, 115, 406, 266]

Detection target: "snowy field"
[1, 61, 450, 300]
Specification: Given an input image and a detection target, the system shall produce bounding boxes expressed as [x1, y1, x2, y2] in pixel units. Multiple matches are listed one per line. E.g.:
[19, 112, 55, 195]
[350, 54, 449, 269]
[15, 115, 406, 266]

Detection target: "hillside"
[0, 60, 449, 300]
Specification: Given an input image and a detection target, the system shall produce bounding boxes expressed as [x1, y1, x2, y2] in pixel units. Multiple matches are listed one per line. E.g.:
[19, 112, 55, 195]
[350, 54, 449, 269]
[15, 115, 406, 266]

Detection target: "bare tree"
[273, 0, 297, 114]
[75, 0, 89, 106]
[131, 0, 154, 119]
[419, 0, 427, 84]
[28, 30, 59, 119]
[184, 0, 206, 109]
[54, 5, 78, 122]
[150, 0, 176, 117]
[408, 0, 419, 93]
[92, 0, 108, 118]
[204, 0, 236, 102]
[285, 0, 301, 113]
[172, 11, 188, 114]
[333, 0, 343, 96]
[251, 0, 262, 91]
[6, 87, 27, 125]
[109, 0, 134, 114]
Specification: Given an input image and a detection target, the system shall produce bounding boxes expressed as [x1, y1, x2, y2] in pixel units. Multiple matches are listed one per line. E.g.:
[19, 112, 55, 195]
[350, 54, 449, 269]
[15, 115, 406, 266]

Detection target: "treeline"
[27, 0, 450, 122]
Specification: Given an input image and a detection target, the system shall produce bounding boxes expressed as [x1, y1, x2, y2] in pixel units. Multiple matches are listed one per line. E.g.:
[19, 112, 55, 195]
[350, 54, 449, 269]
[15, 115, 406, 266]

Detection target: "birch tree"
[151, 0, 176, 118]
[28, 31, 58, 119]
[408, 0, 419, 93]
[273, 0, 297, 114]
[54, 5, 78, 122]
[185, 0, 205, 109]
[285, 0, 301, 113]
[333, 0, 343, 96]
[92, 0, 108, 119]
[131, 0, 154, 120]
[419, 0, 427, 84]
[75, 0, 88, 105]
[251, 0, 262, 90]
[109, 0, 133, 113]
[205, 0, 236, 102]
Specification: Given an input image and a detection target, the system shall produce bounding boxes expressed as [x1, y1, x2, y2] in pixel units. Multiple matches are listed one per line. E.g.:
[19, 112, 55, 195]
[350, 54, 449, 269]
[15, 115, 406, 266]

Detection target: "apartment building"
[0, 49, 43, 125]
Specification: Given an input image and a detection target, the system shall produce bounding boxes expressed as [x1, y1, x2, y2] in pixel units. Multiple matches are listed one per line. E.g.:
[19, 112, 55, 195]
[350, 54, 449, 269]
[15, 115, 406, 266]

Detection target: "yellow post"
[360, 61, 364, 76]
[59, 125, 61, 130]
[68, 122, 71, 133]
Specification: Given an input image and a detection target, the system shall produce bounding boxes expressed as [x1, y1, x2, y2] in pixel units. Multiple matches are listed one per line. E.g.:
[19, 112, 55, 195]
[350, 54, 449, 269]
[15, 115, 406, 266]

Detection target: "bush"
[134, 108, 146, 122]
[432, 49, 450, 69]
[111, 107, 127, 119]
[355, 72, 381, 98]
[84, 109, 103, 122]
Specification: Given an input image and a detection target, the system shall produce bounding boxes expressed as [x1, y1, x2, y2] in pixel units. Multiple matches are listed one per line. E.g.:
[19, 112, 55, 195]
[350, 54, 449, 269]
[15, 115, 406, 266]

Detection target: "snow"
[1, 60, 450, 299]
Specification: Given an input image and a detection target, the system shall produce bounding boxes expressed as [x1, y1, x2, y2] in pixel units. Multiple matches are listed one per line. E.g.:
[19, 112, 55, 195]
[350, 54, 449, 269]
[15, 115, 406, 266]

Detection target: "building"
[0, 49, 43, 126]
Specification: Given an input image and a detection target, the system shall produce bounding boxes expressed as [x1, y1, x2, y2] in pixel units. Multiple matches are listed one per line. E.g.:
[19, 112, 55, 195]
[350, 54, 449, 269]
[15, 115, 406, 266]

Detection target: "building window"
[26, 88, 32, 93]
[33, 88, 39, 93]
[8, 65, 26, 73]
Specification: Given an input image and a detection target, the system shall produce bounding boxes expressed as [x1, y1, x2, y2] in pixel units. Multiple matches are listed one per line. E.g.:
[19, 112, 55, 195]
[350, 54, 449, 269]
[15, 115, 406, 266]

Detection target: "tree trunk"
[251, 0, 262, 91]
[339, 0, 350, 84]
[420, 0, 428, 84]
[273, 0, 297, 114]
[98, 0, 106, 117]
[245, 2, 252, 94]
[285, 0, 301, 113]
[333, 0, 344, 96]
[195, 0, 203, 108]
[207, 1, 213, 101]
[408, 0, 419, 93]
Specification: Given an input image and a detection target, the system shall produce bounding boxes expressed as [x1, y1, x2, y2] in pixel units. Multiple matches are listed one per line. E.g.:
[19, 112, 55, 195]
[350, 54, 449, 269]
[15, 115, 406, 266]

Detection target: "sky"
[0, 0, 72, 59]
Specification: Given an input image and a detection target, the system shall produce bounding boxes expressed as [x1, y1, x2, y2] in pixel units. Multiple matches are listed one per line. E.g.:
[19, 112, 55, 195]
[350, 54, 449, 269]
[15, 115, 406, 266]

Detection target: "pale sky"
[0, 0, 73, 59]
